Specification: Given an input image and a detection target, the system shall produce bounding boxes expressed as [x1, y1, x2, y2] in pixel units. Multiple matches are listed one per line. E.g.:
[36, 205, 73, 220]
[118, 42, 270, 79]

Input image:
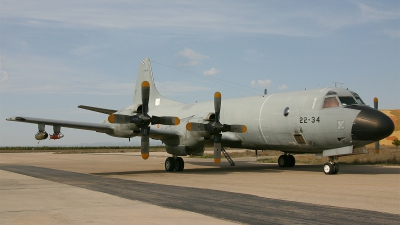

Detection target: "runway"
[1, 152, 399, 224]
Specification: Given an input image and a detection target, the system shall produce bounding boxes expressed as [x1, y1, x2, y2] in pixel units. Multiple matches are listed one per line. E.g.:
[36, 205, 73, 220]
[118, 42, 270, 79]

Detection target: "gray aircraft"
[6, 58, 395, 174]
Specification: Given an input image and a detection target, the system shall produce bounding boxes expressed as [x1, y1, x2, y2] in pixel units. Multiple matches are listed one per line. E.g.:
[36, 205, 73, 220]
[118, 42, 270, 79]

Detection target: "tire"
[323, 163, 333, 175]
[288, 155, 296, 167]
[332, 163, 339, 174]
[175, 157, 184, 171]
[165, 157, 175, 172]
[278, 155, 287, 167]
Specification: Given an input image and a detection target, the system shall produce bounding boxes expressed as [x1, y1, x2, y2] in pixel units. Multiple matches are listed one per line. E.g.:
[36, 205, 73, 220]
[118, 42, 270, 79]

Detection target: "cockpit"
[322, 89, 365, 109]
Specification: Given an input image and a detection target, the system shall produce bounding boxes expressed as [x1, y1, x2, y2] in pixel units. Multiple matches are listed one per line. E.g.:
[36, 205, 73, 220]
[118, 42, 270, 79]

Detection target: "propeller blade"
[186, 122, 206, 131]
[141, 127, 150, 159]
[374, 97, 380, 154]
[222, 124, 247, 133]
[214, 92, 221, 123]
[151, 116, 180, 125]
[142, 81, 150, 114]
[141, 136, 149, 159]
[214, 133, 222, 164]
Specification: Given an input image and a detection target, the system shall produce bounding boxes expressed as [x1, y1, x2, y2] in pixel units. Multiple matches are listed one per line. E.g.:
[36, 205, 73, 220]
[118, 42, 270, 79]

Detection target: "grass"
[189, 148, 281, 158]
[191, 146, 399, 166]
[0, 146, 166, 154]
[256, 146, 400, 166]
[1, 145, 399, 165]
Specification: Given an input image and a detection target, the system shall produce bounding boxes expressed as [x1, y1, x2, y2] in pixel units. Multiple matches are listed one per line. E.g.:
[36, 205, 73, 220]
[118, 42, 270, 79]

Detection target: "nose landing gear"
[323, 156, 339, 175]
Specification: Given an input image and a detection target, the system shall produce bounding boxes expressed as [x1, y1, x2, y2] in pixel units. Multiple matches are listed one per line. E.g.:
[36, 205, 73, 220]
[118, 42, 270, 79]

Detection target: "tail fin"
[133, 58, 181, 110]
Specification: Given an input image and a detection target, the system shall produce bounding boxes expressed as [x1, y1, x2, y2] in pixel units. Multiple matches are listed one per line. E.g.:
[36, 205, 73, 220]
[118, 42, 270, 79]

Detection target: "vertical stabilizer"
[133, 58, 181, 110]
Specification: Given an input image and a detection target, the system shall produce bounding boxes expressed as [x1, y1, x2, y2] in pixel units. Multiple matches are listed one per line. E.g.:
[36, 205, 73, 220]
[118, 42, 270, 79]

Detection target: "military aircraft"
[6, 58, 395, 174]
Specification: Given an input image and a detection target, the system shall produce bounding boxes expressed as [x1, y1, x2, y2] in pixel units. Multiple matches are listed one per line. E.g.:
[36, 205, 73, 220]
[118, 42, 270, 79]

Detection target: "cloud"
[1, 1, 398, 37]
[155, 81, 210, 96]
[244, 49, 264, 62]
[358, 3, 399, 22]
[0, 71, 9, 83]
[0, 57, 9, 84]
[70, 45, 102, 56]
[203, 68, 219, 76]
[278, 84, 288, 90]
[251, 79, 272, 88]
[178, 47, 210, 66]
[381, 29, 400, 38]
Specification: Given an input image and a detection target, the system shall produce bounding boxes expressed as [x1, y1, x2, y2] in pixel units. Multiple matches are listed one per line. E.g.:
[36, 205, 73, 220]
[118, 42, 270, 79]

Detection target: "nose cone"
[347, 105, 394, 141]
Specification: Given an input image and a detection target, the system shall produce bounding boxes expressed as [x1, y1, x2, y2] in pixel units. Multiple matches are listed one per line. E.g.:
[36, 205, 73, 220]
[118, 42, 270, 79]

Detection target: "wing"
[149, 127, 182, 140]
[6, 117, 113, 133]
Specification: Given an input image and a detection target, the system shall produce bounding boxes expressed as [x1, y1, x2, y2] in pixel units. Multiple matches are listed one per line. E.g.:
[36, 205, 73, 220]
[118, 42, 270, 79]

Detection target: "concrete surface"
[0, 169, 237, 225]
[1, 152, 399, 224]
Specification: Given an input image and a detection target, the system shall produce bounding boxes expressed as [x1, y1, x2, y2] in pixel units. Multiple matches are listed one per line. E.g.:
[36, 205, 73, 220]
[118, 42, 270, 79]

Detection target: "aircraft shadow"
[92, 161, 399, 176]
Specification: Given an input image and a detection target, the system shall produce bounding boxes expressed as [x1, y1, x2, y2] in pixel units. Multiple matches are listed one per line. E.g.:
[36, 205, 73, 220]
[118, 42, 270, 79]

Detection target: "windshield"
[351, 92, 365, 105]
[338, 96, 357, 106]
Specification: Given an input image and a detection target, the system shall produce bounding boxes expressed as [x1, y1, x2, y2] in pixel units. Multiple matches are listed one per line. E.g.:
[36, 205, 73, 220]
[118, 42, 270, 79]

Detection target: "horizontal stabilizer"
[78, 105, 117, 114]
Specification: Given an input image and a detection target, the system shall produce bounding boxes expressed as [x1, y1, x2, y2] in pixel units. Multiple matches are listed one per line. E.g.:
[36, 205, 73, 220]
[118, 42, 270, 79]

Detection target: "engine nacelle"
[35, 131, 48, 140]
[50, 133, 64, 140]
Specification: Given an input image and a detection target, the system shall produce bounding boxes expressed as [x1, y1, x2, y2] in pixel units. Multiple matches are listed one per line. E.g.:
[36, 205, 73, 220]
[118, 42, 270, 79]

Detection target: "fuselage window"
[323, 97, 340, 108]
[338, 96, 357, 106]
[326, 91, 337, 95]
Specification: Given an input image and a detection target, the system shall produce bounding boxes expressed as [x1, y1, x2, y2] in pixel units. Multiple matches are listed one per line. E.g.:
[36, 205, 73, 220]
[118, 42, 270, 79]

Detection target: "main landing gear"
[278, 154, 296, 167]
[165, 156, 184, 172]
[323, 156, 339, 175]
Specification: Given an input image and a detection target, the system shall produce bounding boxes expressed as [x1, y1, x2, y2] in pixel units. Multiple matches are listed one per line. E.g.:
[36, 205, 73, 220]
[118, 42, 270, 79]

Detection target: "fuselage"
[103, 87, 394, 156]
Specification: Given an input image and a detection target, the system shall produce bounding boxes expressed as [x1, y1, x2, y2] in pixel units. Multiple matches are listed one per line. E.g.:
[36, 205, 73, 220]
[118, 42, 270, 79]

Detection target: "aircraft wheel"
[165, 157, 175, 172]
[175, 157, 184, 171]
[278, 155, 287, 167]
[288, 155, 296, 167]
[323, 163, 334, 175]
[332, 163, 339, 174]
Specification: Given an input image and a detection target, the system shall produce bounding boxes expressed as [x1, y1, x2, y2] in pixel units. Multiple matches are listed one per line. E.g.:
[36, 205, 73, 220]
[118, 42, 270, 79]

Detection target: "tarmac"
[1, 151, 399, 224]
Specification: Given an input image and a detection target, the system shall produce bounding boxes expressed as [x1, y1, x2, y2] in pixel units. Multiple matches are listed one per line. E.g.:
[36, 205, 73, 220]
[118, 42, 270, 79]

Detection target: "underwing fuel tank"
[50, 133, 64, 140]
[35, 131, 48, 140]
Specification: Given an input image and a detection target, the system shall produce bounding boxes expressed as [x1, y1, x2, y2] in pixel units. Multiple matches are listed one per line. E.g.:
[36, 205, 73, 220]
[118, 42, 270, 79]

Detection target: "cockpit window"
[326, 91, 337, 96]
[338, 96, 357, 106]
[323, 97, 340, 108]
[351, 92, 365, 105]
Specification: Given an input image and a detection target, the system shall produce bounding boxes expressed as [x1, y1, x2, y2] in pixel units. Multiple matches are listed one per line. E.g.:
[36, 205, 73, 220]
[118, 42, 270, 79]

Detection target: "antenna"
[333, 82, 344, 88]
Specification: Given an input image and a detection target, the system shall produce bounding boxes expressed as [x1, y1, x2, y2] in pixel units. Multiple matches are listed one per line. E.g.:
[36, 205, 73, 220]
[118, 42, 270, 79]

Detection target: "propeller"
[108, 81, 180, 159]
[186, 92, 247, 164]
[374, 97, 379, 154]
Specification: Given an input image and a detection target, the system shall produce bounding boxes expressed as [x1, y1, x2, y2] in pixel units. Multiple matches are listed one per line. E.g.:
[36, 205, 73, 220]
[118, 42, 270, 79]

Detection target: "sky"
[0, 0, 399, 146]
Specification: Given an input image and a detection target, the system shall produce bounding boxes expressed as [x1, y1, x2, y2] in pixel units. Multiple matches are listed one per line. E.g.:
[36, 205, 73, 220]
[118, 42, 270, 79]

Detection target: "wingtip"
[6, 117, 26, 121]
